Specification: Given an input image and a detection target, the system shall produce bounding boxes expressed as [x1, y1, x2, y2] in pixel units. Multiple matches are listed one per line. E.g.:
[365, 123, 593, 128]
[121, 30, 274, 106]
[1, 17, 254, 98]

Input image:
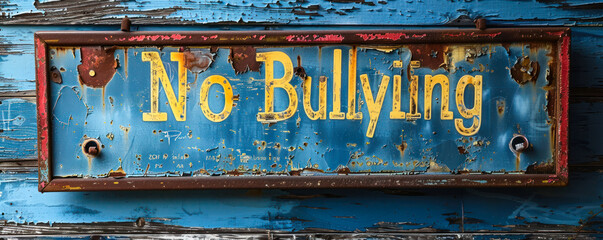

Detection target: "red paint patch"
[443, 32, 501, 38]
[471, 32, 501, 38]
[200, 35, 219, 40]
[35, 37, 50, 187]
[356, 33, 409, 41]
[285, 34, 344, 43]
[170, 34, 186, 40]
[557, 36, 570, 179]
[126, 34, 189, 42]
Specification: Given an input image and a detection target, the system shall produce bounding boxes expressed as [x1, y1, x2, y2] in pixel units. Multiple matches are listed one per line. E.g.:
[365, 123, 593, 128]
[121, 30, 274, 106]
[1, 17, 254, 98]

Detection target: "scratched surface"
[47, 42, 555, 178]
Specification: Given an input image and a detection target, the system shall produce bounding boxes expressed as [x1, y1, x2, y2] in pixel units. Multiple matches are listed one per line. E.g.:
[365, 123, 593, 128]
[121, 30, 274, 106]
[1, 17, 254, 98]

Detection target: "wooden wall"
[0, 0, 602, 238]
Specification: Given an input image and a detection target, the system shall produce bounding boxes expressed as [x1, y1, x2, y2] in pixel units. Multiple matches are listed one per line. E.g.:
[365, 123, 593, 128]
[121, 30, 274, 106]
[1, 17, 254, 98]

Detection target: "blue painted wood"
[0, 170, 600, 232]
[1, 0, 602, 26]
[2, 26, 603, 93]
[0, 0, 602, 235]
[0, 98, 36, 160]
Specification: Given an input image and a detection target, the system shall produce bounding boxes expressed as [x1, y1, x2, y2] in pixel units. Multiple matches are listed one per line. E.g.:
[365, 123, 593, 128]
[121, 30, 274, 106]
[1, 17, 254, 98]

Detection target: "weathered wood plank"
[0, 159, 35, 172]
[0, 97, 36, 160]
[1, 26, 602, 93]
[0, 171, 600, 234]
[0, 231, 601, 239]
[0, 0, 602, 26]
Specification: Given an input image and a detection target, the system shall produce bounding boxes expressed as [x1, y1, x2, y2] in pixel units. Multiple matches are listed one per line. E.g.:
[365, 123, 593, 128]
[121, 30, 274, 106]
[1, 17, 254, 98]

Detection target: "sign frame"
[35, 28, 570, 191]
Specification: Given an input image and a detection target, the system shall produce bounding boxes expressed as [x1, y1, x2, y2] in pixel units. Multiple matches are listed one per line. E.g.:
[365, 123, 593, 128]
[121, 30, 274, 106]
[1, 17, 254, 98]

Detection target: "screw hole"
[82, 138, 102, 157]
[509, 135, 529, 154]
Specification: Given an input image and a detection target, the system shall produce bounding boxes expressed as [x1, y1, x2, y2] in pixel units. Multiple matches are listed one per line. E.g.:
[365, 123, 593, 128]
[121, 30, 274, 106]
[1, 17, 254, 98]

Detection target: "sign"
[35, 28, 570, 191]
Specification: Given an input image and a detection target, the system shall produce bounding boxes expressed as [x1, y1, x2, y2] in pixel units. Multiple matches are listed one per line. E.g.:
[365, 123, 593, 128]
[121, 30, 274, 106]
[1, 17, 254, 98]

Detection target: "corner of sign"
[38, 180, 48, 193]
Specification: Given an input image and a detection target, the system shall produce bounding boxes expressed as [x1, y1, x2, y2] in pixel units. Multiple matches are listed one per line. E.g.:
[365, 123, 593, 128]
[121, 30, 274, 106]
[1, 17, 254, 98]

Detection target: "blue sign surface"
[48, 43, 555, 178]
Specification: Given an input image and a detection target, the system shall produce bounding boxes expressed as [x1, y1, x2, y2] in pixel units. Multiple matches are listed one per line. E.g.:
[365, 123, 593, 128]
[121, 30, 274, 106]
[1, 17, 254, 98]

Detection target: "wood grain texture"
[1, 26, 602, 92]
[1, 0, 602, 26]
[0, 0, 602, 235]
[0, 171, 601, 234]
[0, 97, 36, 161]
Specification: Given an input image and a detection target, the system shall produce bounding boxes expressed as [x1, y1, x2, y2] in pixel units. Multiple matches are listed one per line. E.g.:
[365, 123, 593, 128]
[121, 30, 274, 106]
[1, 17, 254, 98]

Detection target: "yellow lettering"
[256, 51, 298, 122]
[407, 61, 421, 120]
[346, 48, 363, 120]
[390, 60, 405, 119]
[199, 75, 234, 122]
[455, 75, 482, 136]
[303, 76, 327, 120]
[360, 74, 390, 138]
[142, 52, 187, 122]
[329, 49, 345, 119]
[424, 74, 453, 120]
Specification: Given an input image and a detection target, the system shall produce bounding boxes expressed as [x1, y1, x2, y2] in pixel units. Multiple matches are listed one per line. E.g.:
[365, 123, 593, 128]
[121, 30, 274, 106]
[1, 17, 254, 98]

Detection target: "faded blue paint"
[1, 171, 601, 232]
[47, 42, 554, 178]
[0, 98, 36, 159]
[1, 0, 602, 25]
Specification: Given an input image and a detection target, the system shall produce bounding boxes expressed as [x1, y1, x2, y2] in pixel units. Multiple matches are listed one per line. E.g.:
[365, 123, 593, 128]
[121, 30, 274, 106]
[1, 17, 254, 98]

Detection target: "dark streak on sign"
[229, 46, 261, 74]
[77, 47, 117, 88]
[294, 55, 307, 79]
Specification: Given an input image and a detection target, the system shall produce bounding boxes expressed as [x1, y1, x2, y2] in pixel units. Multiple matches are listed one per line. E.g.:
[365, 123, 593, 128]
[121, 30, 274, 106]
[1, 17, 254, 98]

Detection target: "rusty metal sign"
[35, 28, 570, 191]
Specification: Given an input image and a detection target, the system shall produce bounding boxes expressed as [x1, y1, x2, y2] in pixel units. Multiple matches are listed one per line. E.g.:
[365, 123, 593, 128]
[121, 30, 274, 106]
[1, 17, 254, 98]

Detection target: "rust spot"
[395, 141, 407, 154]
[183, 50, 214, 73]
[226, 170, 242, 176]
[501, 43, 511, 52]
[108, 166, 126, 178]
[50, 66, 62, 84]
[229, 46, 260, 74]
[77, 47, 117, 88]
[510, 56, 540, 85]
[457, 146, 468, 154]
[408, 44, 446, 70]
[336, 165, 351, 174]
[496, 100, 505, 116]
[544, 60, 557, 118]
[526, 162, 555, 174]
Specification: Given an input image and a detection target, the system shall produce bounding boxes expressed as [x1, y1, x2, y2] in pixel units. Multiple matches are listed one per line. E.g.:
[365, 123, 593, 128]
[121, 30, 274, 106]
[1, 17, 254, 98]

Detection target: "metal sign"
[35, 28, 570, 191]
